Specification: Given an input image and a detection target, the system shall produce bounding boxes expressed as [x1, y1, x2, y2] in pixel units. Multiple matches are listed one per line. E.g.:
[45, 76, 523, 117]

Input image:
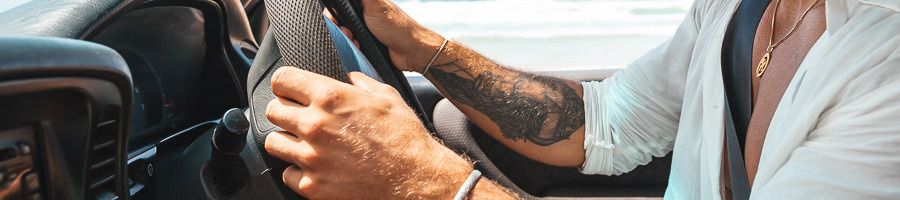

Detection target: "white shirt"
[579, 0, 900, 199]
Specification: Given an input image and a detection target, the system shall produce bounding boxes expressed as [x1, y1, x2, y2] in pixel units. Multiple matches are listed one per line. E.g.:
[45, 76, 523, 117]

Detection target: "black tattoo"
[429, 61, 585, 146]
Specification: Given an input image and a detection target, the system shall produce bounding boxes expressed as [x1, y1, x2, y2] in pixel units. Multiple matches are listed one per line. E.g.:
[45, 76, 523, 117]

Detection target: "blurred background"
[396, 0, 692, 70]
[0, 0, 692, 71]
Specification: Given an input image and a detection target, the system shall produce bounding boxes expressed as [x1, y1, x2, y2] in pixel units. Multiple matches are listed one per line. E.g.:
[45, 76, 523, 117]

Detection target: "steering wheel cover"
[246, 1, 460, 199]
[248, 0, 352, 198]
[264, 0, 348, 81]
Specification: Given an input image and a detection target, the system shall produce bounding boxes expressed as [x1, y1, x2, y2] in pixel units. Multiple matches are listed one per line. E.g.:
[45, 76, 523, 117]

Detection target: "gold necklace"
[755, 0, 822, 77]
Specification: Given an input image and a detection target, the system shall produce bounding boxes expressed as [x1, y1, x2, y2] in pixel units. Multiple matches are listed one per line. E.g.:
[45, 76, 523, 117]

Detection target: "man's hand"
[328, 0, 444, 72]
[263, 68, 474, 199]
[327, 0, 587, 167]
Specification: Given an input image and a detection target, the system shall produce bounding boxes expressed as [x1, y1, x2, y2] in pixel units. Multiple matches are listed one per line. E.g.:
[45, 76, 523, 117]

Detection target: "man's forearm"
[423, 40, 586, 166]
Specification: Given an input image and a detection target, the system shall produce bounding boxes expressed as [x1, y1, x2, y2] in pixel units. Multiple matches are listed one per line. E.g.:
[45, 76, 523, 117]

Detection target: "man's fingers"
[265, 131, 318, 168]
[266, 98, 330, 138]
[266, 97, 307, 132]
[339, 26, 353, 39]
[282, 165, 316, 197]
[338, 26, 361, 47]
[349, 72, 389, 93]
[323, 8, 359, 47]
[323, 9, 338, 25]
[271, 67, 348, 105]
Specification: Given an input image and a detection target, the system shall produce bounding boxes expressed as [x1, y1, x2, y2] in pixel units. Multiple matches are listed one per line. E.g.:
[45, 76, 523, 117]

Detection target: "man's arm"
[423, 40, 587, 167]
[347, 0, 587, 167]
[264, 69, 520, 199]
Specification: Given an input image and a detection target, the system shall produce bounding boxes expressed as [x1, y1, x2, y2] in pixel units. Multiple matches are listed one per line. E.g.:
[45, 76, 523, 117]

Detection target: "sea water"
[397, 0, 692, 70]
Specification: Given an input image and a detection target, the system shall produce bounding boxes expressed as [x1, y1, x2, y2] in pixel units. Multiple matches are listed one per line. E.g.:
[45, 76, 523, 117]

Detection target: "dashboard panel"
[1, 0, 251, 199]
[3, 1, 389, 199]
[90, 6, 244, 152]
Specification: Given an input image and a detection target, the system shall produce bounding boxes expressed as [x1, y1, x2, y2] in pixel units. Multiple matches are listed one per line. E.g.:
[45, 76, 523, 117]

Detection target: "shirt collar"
[825, 0, 849, 36]
[826, 0, 900, 35]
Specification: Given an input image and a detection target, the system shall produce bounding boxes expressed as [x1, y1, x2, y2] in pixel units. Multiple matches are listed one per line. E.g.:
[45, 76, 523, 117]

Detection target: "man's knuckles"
[382, 85, 402, 96]
[366, 99, 394, 117]
[270, 70, 356, 109]
[283, 167, 320, 198]
[301, 116, 329, 138]
[271, 67, 352, 101]
[270, 67, 297, 91]
[313, 87, 346, 108]
[271, 67, 288, 86]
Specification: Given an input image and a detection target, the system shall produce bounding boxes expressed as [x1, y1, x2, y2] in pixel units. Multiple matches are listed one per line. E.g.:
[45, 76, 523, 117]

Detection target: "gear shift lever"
[212, 108, 250, 155]
[202, 108, 250, 198]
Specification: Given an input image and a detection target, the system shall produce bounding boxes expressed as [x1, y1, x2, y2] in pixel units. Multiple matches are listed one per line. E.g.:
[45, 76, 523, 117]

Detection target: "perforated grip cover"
[265, 0, 348, 82]
[253, 0, 349, 134]
[248, 1, 351, 198]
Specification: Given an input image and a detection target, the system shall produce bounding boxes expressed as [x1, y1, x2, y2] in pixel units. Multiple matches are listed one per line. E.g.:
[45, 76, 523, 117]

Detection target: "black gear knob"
[203, 109, 251, 197]
[212, 108, 250, 155]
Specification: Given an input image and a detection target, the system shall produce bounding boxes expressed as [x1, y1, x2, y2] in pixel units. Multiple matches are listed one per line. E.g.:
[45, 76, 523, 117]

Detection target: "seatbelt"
[720, 0, 771, 199]
[724, 101, 751, 200]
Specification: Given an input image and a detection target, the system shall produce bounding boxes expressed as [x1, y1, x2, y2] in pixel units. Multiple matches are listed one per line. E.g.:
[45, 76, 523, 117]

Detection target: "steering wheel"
[245, 0, 425, 198]
[245, 0, 526, 199]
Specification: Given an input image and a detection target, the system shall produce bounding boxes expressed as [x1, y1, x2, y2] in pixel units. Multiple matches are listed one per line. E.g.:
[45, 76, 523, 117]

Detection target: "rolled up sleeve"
[580, 1, 703, 175]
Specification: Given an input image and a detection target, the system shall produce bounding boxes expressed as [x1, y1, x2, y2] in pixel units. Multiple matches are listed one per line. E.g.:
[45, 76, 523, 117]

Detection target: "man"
[263, 0, 900, 199]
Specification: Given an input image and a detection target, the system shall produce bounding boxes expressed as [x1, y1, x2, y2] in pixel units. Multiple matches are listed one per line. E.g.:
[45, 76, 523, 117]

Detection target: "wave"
[397, 0, 692, 38]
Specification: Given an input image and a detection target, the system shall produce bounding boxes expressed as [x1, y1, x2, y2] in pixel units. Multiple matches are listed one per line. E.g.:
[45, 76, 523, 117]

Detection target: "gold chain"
[755, 0, 822, 77]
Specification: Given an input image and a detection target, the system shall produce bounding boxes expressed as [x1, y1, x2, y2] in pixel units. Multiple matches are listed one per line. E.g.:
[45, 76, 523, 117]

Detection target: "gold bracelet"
[421, 38, 449, 76]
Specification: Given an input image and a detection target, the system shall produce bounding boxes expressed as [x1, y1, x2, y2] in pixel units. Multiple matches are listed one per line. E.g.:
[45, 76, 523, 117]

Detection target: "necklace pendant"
[755, 52, 771, 77]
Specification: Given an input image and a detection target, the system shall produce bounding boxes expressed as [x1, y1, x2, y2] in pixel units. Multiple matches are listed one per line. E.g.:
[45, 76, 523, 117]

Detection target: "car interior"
[0, 0, 671, 199]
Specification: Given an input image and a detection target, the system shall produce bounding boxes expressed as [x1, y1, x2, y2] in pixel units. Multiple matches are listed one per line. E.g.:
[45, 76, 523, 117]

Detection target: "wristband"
[452, 169, 482, 200]
[421, 38, 449, 77]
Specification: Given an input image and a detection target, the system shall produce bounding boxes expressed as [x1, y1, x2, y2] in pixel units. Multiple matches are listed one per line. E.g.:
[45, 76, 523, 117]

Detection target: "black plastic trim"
[0, 36, 132, 200]
[80, 0, 250, 108]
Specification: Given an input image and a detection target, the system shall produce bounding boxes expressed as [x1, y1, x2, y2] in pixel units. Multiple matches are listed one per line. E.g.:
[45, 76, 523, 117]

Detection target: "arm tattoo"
[429, 60, 585, 146]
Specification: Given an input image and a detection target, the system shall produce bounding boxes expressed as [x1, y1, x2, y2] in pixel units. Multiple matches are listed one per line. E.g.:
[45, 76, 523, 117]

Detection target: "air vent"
[86, 108, 121, 199]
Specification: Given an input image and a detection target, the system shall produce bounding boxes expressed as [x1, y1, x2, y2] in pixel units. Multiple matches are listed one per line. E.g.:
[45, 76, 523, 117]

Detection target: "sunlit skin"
[266, 0, 829, 199]
[264, 69, 515, 199]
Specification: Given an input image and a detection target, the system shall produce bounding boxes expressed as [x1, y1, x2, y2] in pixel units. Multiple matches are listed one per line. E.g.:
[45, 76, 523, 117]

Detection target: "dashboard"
[89, 4, 384, 199]
[91, 6, 245, 153]
[1, 0, 385, 198]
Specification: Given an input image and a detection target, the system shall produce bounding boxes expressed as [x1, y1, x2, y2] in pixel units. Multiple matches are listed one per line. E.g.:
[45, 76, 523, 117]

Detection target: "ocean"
[396, 0, 692, 70]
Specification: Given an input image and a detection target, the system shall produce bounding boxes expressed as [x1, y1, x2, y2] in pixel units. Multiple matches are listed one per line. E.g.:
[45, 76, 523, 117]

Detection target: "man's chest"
[742, 0, 826, 181]
[717, 0, 827, 196]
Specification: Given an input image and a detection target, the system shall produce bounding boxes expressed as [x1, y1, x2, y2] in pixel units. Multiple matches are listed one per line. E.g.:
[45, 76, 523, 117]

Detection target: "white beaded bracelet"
[452, 169, 482, 200]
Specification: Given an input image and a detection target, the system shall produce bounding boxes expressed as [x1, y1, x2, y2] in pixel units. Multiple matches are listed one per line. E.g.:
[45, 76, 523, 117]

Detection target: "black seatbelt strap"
[724, 101, 751, 200]
[721, 0, 771, 199]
